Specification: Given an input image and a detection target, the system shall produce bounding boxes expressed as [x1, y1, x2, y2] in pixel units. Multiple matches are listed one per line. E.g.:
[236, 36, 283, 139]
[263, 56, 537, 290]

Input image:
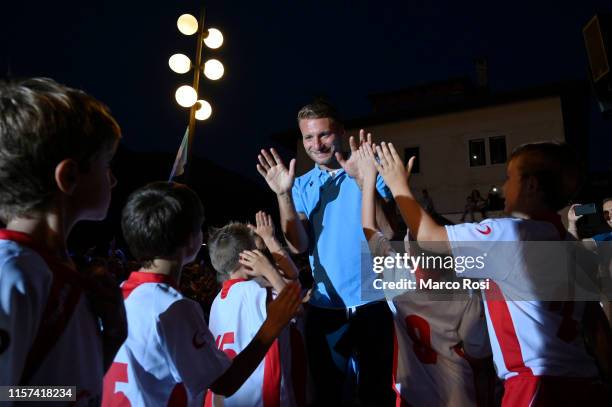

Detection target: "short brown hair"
[208, 222, 256, 282]
[122, 182, 205, 268]
[297, 99, 342, 125]
[509, 142, 583, 211]
[0, 77, 121, 222]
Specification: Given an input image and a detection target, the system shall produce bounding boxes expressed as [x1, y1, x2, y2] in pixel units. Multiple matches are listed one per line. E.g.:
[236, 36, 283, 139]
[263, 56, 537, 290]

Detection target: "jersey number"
[215, 332, 237, 359]
[405, 315, 437, 364]
[102, 362, 131, 406]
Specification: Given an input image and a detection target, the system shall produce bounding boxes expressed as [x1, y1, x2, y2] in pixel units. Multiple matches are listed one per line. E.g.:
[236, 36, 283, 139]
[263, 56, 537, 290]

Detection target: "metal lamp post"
[169, 5, 224, 180]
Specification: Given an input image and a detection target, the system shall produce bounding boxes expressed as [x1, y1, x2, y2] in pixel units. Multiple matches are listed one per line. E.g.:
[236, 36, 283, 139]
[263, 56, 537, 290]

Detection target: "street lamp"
[169, 5, 225, 179]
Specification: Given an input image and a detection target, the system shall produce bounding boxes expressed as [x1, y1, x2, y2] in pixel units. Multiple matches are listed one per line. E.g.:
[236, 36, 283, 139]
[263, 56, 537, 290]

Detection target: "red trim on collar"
[220, 278, 247, 299]
[122, 271, 178, 299]
[0, 229, 87, 286]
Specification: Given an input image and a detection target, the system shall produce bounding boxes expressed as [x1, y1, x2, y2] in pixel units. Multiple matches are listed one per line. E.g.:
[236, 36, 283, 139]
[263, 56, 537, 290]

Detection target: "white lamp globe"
[195, 100, 212, 120]
[204, 28, 223, 49]
[168, 54, 192, 74]
[203, 59, 224, 80]
[177, 14, 198, 35]
[175, 85, 197, 107]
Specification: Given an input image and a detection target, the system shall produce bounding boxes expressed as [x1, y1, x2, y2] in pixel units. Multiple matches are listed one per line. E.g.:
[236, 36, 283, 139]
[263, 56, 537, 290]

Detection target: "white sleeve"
[157, 299, 231, 398]
[457, 294, 491, 359]
[0, 255, 50, 385]
[444, 218, 521, 281]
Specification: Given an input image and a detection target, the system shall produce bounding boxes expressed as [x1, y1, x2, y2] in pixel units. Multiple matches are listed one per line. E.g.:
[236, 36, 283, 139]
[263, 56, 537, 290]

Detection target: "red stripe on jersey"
[484, 281, 532, 376]
[203, 390, 213, 407]
[121, 271, 177, 299]
[220, 278, 247, 299]
[289, 325, 307, 407]
[262, 338, 281, 407]
[167, 383, 187, 407]
[0, 230, 87, 385]
[391, 326, 412, 407]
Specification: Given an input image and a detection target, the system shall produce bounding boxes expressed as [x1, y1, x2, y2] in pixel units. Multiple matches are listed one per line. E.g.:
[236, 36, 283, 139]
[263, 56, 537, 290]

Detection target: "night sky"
[2, 0, 612, 183]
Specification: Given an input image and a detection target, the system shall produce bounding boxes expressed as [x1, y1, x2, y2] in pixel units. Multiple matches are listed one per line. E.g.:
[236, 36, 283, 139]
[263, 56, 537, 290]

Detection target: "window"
[404, 147, 420, 174]
[489, 136, 507, 164]
[469, 139, 486, 166]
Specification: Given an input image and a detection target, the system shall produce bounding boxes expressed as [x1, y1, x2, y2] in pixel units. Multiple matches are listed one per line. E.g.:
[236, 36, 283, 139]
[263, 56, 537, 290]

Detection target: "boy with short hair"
[0, 77, 126, 404]
[206, 211, 302, 407]
[370, 141, 607, 406]
[104, 182, 300, 406]
[357, 144, 491, 407]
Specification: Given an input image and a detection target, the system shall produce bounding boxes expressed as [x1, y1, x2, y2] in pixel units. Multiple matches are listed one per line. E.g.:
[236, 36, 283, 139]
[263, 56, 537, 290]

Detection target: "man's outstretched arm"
[257, 148, 309, 254]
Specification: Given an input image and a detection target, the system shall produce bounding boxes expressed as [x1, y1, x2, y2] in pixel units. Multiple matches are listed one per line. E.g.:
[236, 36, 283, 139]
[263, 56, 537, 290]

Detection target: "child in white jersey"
[206, 211, 303, 407]
[368, 141, 608, 406]
[357, 144, 492, 407]
[0, 77, 126, 405]
[103, 182, 300, 406]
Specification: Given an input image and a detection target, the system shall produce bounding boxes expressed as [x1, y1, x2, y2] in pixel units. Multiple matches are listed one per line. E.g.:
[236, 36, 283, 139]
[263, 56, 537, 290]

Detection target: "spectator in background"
[460, 189, 487, 222]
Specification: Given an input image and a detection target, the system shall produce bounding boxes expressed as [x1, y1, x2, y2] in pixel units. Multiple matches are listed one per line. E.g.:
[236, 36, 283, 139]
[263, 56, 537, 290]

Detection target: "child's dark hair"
[122, 182, 204, 267]
[509, 142, 583, 211]
[208, 222, 256, 282]
[0, 77, 121, 222]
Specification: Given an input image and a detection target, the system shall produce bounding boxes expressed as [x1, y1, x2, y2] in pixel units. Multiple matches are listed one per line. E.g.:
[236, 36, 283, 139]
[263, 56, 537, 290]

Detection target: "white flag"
[169, 127, 189, 181]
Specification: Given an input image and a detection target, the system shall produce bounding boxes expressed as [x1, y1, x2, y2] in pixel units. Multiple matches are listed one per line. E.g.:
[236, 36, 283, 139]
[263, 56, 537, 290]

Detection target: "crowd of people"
[0, 78, 610, 407]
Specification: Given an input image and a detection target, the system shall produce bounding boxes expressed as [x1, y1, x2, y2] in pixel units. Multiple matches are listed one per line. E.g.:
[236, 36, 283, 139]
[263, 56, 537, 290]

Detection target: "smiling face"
[299, 117, 343, 170]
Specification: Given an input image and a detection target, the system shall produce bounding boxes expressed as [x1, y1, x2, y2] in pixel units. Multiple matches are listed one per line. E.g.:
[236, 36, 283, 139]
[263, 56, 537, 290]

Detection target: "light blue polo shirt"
[292, 165, 392, 308]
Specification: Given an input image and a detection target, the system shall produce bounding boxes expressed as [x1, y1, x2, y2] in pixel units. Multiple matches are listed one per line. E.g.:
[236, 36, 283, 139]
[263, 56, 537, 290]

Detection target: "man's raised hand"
[336, 129, 373, 186]
[257, 148, 296, 195]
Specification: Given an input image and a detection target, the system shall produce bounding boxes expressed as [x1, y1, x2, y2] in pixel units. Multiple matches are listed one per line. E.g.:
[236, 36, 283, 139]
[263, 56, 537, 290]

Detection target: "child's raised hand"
[356, 143, 378, 185]
[239, 249, 276, 277]
[251, 211, 275, 242]
[374, 142, 414, 193]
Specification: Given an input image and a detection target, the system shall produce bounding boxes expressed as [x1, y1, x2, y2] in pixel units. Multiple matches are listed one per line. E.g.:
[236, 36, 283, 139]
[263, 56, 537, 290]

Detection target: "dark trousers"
[305, 301, 395, 407]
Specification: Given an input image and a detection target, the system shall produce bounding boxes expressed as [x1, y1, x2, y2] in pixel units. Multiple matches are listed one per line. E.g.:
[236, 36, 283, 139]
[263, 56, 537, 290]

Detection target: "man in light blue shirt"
[256, 100, 395, 406]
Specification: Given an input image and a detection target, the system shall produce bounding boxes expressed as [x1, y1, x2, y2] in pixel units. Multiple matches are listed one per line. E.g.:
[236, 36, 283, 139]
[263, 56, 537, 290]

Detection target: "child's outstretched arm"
[359, 143, 379, 241]
[210, 282, 301, 396]
[374, 142, 450, 251]
[239, 249, 288, 294]
[251, 210, 299, 280]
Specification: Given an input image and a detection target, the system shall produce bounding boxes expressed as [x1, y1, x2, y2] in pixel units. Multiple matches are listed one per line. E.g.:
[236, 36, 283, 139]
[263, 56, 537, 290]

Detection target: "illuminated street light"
[169, 53, 192, 74]
[177, 14, 198, 35]
[204, 28, 224, 49]
[203, 59, 224, 80]
[175, 85, 197, 107]
[195, 100, 212, 120]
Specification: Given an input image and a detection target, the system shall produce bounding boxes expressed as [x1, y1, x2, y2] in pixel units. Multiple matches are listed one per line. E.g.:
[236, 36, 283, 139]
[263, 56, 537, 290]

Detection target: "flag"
[169, 127, 189, 181]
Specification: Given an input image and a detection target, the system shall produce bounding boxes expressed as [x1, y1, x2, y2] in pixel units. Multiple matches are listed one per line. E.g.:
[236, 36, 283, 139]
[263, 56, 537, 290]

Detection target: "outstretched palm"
[336, 129, 373, 183]
[256, 148, 296, 195]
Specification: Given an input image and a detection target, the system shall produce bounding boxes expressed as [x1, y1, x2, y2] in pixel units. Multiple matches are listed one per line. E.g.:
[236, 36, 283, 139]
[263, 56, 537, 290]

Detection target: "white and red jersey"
[103, 271, 231, 407]
[0, 230, 104, 406]
[368, 232, 490, 407]
[445, 217, 599, 381]
[206, 278, 299, 407]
